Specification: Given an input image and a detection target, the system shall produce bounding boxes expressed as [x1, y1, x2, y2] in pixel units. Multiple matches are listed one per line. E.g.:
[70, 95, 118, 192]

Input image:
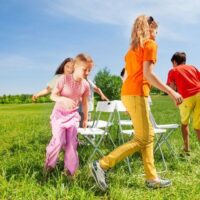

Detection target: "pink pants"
[45, 108, 80, 175]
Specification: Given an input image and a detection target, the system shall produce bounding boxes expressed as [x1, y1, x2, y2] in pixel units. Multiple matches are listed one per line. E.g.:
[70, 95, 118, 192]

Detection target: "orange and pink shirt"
[167, 65, 200, 98]
[121, 39, 157, 97]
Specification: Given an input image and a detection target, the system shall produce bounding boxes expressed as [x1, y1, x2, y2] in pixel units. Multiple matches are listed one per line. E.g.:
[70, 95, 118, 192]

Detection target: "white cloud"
[0, 55, 35, 71]
[45, 0, 200, 41]
[46, 0, 200, 25]
[0, 50, 77, 73]
[0, 54, 54, 73]
[150, 0, 200, 24]
[157, 24, 186, 41]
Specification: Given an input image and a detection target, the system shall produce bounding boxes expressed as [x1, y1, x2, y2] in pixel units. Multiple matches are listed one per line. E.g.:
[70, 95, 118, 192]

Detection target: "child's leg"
[45, 126, 66, 169]
[193, 93, 200, 143]
[179, 96, 194, 152]
[195, 129, 200, 142]
[181, 124, 190, 152]
[64, 125, 79, 176]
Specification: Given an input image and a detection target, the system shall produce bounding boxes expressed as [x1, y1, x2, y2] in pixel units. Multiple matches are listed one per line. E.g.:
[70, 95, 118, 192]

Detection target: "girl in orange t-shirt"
[90, 15, 183, 190]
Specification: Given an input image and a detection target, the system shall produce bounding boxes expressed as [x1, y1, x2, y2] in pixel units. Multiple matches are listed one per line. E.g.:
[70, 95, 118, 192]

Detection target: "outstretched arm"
[93, 86, 109, 101]
[32, 86, 51, 101]
[143, 61, 183, 105]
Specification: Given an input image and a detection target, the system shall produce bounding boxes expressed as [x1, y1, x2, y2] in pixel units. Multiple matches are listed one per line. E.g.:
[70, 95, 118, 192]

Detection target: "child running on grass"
[167, 52, 200, 155]
[44, 53, 93, 176]
[90, 15, 183, 191]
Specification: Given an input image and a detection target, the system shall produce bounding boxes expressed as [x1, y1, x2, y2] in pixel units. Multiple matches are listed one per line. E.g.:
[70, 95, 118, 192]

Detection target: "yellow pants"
[100, 96, 157, 180]
[179, 92, 200, 130]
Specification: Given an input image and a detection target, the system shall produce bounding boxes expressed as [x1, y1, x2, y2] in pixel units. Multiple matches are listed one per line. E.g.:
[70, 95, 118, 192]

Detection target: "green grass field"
[0, 96, 200, 200]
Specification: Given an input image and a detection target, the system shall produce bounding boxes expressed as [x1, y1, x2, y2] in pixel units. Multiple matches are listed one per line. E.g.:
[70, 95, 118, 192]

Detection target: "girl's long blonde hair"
[130, 15, 157, 50]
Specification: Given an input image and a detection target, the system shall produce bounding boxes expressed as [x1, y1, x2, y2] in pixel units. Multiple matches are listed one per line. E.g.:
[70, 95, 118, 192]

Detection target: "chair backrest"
[115, 100, 131, 121]
[114, 100, 133, 136]
[96, 101, 116, 112]
[147, 97, 159, 128]
[114, 100, 127, 112]
[149, 110, 158, 128]
[90, 101, 116, 129]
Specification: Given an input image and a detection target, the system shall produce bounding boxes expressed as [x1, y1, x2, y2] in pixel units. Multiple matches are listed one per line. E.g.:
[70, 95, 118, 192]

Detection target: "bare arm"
[32, 86, 52, 101]
[143, 61, 183, 105]
[81, 93, 88, 128]
[93, 87, 109, 101]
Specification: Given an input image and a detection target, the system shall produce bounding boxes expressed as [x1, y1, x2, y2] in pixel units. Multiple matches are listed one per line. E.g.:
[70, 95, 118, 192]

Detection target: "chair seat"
[119, 120, 132, 126]
[156, 124, 179, 129]
[78, 128, 107, 136]
[154, 128, 166, 134]
[87, 120, 113, 128]
[121, 128, 166, 136]
[121, 129, 134, 135]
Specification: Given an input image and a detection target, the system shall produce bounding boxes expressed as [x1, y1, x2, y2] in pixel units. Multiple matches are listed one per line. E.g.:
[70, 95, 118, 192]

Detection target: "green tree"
[94, 67, 122, 100]
[0, 94, 51, 104]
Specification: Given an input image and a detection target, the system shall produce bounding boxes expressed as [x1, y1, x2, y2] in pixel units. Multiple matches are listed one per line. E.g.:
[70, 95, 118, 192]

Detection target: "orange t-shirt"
[121, 39, 157, 96]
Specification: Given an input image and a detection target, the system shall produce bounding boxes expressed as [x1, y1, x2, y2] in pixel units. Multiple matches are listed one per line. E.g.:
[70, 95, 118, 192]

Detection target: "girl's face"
[148, 17, 158, 40]
[64, 61, 74, 74]
[149, 28, 157, 40]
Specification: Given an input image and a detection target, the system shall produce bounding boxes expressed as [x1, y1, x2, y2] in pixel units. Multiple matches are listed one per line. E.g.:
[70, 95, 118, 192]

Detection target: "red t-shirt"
[167, 65, 200, 98]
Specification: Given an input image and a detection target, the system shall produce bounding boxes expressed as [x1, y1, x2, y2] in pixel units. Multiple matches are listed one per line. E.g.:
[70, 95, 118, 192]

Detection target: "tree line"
[0, 68, 164, 104]
[0, 94, 51, 104]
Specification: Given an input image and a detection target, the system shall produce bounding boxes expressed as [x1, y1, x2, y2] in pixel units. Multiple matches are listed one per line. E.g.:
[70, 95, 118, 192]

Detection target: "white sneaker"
[146, 178, 172, 189]
[90, 161, 108, 191]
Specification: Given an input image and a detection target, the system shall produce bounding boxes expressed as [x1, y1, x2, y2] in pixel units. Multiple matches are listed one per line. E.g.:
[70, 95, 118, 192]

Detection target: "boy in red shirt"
[167, 52, 200, 154]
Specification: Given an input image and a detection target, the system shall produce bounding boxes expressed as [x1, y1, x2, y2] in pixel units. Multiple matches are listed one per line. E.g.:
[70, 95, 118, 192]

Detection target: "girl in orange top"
[90, 15, 183, 190]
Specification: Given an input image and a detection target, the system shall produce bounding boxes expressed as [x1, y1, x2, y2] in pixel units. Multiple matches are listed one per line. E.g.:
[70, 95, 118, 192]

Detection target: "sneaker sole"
[146, 181, 172, 189]
[89, 163, 107, 191]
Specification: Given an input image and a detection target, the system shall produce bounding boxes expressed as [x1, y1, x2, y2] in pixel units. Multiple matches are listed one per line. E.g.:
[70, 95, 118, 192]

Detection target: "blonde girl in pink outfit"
[45, 54, 93, 176]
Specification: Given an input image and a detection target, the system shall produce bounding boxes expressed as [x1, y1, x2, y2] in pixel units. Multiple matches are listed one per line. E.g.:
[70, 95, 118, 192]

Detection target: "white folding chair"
[78, 101, 116, 161]
[149, 111, 179, 158]
[114, 100, 133, 140]
[87, 103, 114, 129]
[147, 96, 179, 172]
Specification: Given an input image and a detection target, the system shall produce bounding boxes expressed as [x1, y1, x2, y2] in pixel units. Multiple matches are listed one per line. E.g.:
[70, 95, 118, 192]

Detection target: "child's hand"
[169, 90, 183, 106]
[82, 120, 87, 129]
[32, 95, 37, 102]
[101, 95, 109, 101]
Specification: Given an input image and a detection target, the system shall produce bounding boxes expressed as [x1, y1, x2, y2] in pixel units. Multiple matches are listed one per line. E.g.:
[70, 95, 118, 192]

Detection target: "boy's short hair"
[171, 52, 186, 65]
[75, 53, 93, 66]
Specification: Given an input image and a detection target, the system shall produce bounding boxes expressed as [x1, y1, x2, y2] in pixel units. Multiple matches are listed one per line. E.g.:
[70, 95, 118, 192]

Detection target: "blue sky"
[1, 0, 200, 95]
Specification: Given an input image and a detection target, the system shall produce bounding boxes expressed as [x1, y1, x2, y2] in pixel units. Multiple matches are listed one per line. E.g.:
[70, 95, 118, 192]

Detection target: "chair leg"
[154, 135, 167, 173]
[154, 133, 165, 153]
[83, 135, 104, 162]
[155, 130, 177, 159]
[156, 143, 167, 173]
[119, 131, 132, 174]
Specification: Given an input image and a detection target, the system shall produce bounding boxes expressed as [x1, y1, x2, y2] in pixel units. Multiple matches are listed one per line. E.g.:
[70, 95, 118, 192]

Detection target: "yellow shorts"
[179, 92, 200, 130]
